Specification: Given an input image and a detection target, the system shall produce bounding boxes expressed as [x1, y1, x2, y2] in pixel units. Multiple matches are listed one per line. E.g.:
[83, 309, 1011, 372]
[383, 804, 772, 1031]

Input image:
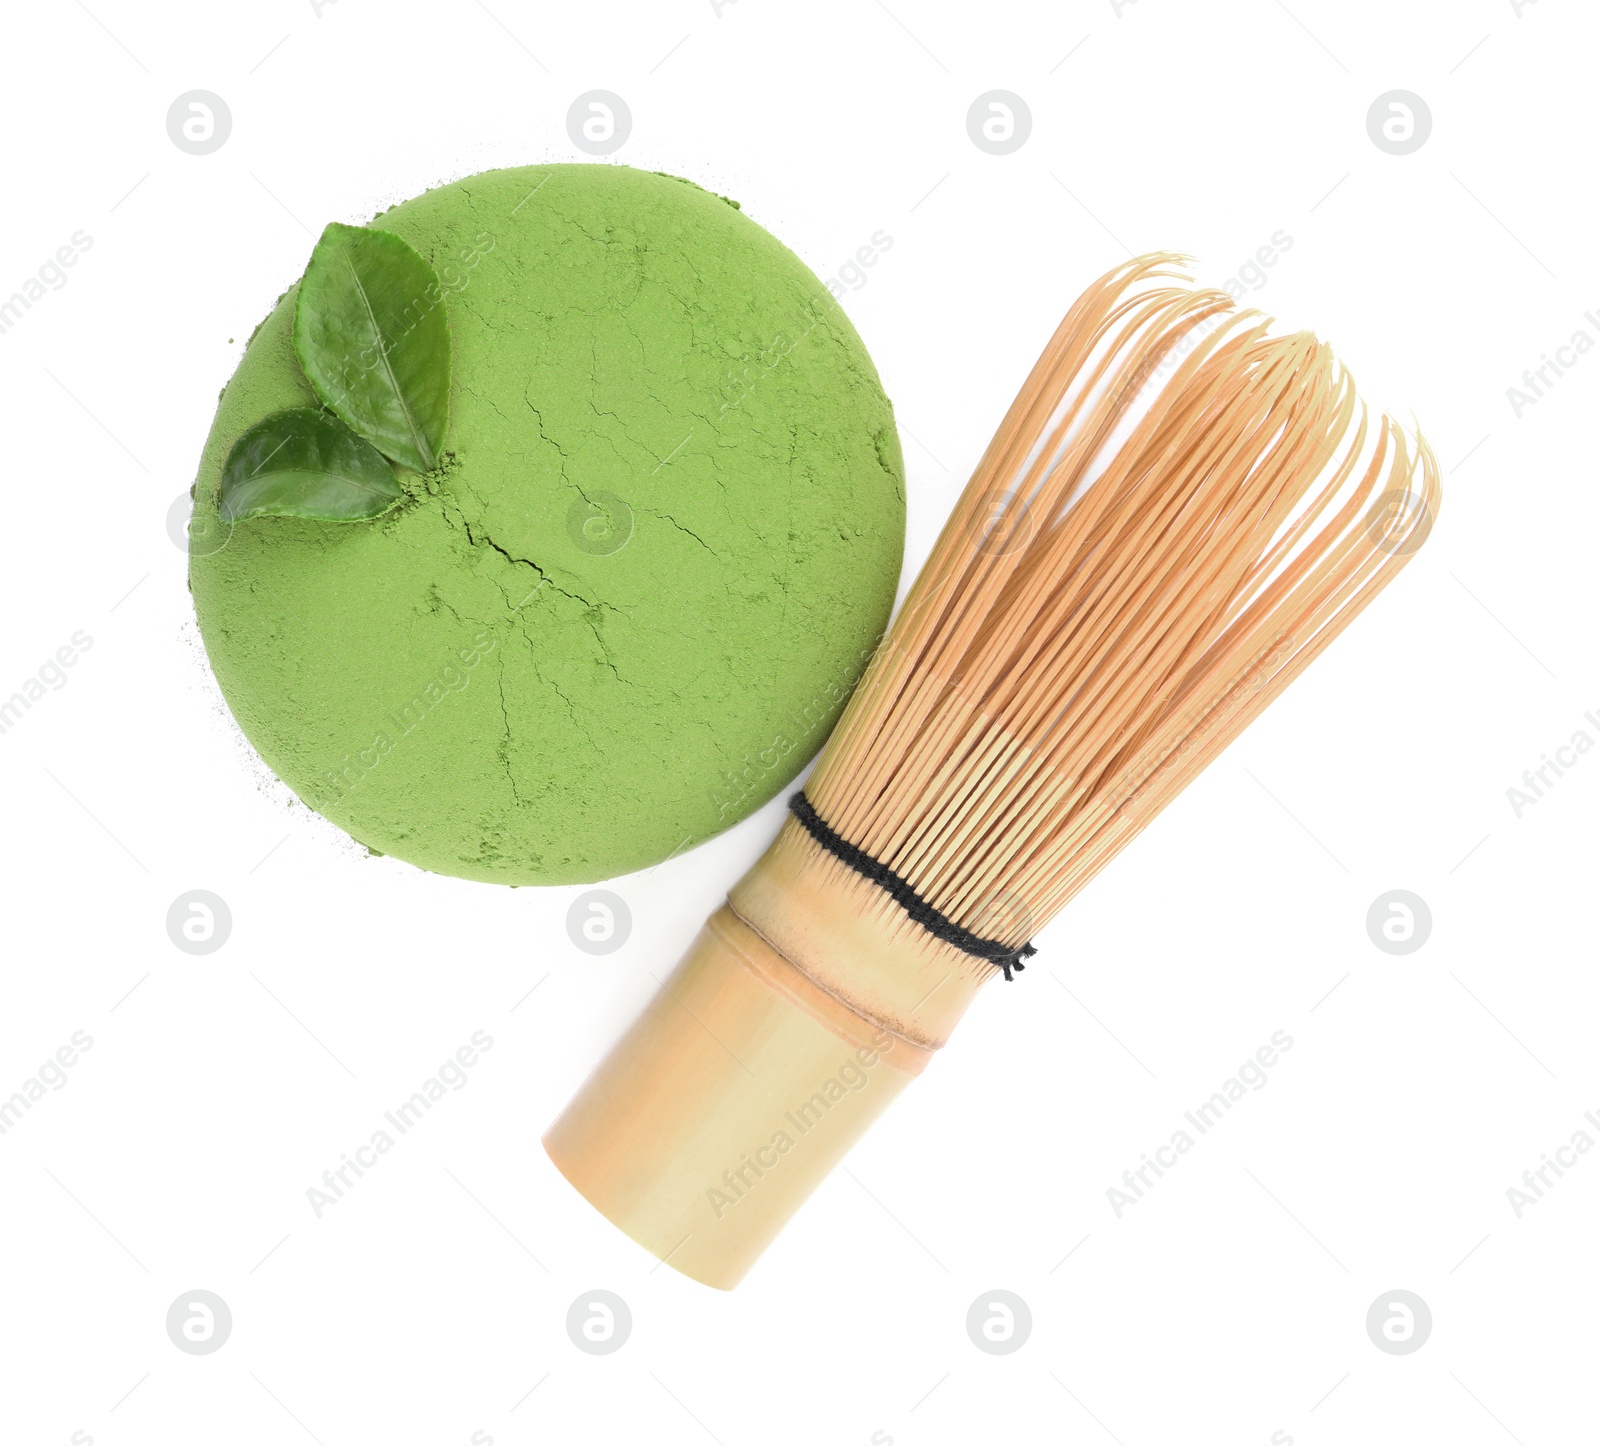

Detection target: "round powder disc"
[190, 164, 904, 884]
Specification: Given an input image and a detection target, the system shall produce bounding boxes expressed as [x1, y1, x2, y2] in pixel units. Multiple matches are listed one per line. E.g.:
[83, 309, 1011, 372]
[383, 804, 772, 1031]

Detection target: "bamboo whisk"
[545, 253, 1440, 1288]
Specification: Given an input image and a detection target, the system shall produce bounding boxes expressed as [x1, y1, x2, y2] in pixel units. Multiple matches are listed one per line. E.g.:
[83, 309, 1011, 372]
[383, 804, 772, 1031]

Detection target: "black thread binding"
[787, 792, 1036, 981]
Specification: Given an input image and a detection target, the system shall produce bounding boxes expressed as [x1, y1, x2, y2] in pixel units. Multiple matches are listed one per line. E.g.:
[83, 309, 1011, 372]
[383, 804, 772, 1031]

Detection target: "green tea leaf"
[293, 221, 451, 473]
[220, 409, 404, 523]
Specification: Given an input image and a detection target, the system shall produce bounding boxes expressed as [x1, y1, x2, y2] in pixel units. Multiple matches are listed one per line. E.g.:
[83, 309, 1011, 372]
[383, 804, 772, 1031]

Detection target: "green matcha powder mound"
[190, 164, 905, 884]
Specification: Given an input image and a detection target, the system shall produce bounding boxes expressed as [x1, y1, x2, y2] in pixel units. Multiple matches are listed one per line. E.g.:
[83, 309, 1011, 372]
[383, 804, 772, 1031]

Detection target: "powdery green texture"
[190, 164, 905, 884]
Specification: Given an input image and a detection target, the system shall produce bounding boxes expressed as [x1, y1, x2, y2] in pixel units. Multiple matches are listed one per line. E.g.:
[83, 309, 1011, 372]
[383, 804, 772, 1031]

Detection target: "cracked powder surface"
[189, 164, 905, 884]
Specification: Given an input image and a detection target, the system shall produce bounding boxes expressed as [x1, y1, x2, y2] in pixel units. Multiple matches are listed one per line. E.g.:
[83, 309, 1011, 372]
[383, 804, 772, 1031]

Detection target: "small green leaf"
[220, 409, 404, 523]
[293, 221, 451, 473]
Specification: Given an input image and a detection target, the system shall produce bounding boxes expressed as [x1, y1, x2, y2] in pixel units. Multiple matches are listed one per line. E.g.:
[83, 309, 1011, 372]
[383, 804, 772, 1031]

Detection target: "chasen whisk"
[544, 253, 1440, 1288]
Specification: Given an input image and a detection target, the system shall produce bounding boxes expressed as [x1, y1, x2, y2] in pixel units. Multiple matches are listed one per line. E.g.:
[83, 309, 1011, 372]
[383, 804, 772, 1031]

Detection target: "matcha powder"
[190, 164, 905, 884]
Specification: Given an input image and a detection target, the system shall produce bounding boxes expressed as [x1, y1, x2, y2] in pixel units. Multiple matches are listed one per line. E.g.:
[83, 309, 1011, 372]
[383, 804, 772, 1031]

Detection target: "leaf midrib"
[243, 464, 397, 501]
[340, 245, 432, 470]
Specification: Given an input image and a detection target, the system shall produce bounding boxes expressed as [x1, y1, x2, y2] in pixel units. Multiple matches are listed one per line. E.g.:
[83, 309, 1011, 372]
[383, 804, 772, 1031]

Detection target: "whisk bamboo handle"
[543, 826, 983, 1289]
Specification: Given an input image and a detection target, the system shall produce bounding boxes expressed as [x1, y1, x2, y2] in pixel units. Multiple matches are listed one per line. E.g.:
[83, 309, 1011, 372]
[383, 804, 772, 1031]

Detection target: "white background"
[0, 1, 1593, 1443]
